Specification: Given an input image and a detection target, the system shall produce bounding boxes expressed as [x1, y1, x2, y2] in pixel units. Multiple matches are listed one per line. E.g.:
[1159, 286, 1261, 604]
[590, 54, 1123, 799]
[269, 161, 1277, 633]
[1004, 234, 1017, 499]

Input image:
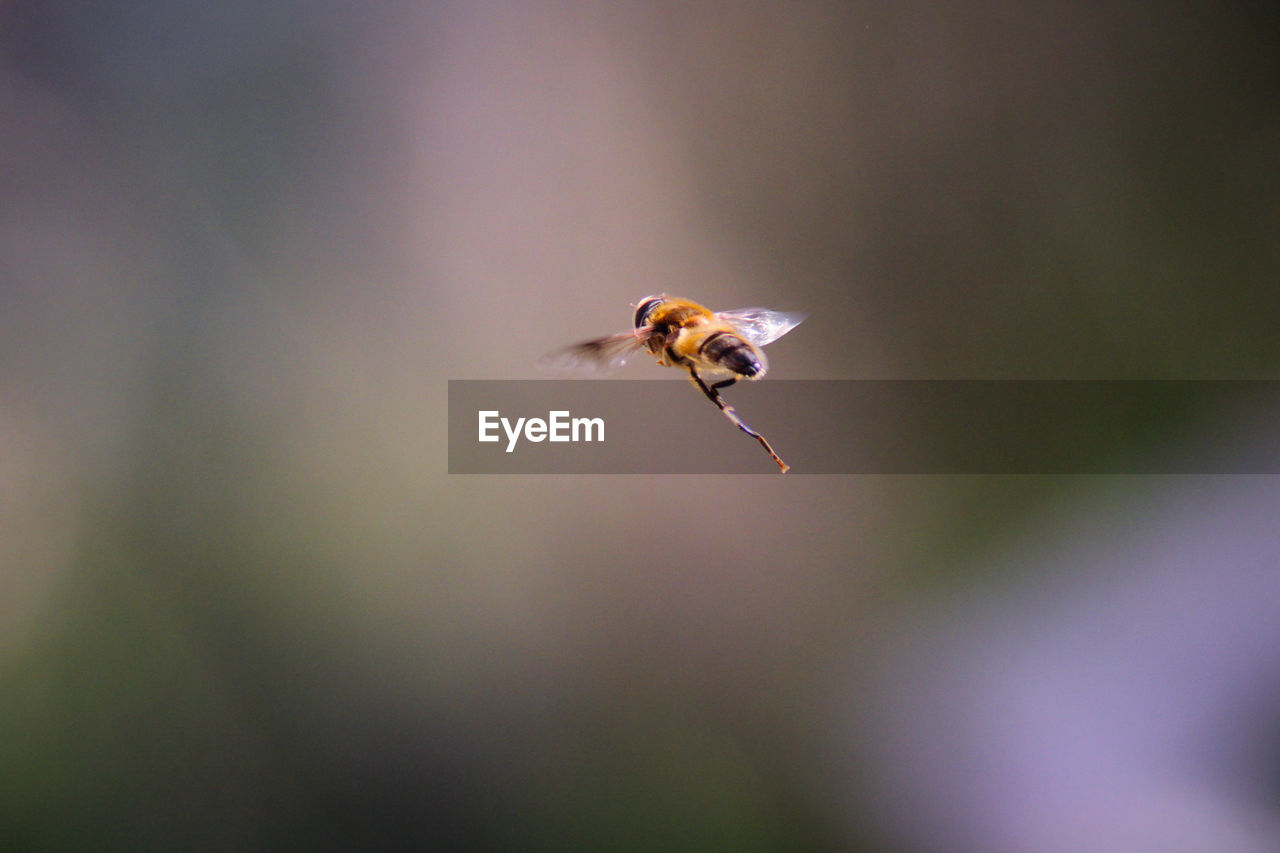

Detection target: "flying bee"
[539, 294, 805, 473]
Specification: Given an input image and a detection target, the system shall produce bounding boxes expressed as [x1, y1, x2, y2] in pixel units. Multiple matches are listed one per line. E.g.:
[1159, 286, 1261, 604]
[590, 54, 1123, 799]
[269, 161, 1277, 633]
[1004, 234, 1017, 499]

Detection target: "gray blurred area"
[2, 2, 1279, 849]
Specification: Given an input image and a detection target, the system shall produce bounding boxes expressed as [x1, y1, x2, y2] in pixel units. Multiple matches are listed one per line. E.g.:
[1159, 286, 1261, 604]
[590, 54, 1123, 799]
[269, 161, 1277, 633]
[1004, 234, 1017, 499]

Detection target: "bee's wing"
[537, 329, 650, 375]
[716, 308, 806, 348]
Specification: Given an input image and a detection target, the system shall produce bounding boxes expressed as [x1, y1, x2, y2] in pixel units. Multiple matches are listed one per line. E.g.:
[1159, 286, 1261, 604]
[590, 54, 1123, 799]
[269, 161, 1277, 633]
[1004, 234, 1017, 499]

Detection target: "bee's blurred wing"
[718, 308, 806, 348]
[537, 330, 648, 375]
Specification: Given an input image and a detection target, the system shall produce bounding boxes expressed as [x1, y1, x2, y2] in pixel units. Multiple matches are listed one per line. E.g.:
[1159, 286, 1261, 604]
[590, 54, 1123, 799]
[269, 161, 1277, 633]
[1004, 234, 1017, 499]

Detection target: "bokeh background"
[3, 2, 1279, 849]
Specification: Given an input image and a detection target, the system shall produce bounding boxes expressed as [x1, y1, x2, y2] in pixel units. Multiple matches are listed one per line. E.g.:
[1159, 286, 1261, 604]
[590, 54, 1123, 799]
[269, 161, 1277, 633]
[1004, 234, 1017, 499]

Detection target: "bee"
[539, 294, 805, 473]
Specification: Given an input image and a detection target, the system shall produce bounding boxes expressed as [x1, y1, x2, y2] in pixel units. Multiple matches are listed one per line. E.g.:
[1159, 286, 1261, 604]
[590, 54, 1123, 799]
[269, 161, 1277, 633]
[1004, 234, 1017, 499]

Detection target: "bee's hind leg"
[687, 370, 789, 473]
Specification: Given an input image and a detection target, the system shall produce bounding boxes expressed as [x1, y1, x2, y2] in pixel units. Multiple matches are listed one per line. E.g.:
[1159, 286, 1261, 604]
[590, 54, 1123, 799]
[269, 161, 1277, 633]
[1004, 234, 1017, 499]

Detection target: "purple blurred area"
[1, 2, 1278, 849]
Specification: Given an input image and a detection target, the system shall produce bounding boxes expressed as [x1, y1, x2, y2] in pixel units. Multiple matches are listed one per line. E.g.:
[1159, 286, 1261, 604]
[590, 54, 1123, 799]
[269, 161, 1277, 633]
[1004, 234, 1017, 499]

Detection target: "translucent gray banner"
[448, 381, 1280, 474]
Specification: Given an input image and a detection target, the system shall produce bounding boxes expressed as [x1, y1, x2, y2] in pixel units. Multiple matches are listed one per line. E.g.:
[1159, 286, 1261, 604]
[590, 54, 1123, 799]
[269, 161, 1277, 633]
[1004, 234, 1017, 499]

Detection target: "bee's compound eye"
[634, 296, 663, 328]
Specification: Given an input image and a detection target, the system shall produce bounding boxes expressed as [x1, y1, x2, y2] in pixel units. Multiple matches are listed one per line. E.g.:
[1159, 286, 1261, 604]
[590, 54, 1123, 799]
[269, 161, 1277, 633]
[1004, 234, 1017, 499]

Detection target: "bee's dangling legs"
[688, 370, 789, 473]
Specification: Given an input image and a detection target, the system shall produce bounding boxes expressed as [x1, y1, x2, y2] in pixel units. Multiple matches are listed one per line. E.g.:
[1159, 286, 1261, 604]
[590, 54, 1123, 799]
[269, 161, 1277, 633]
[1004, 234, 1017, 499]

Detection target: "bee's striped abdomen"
[699, 331, 762, 377]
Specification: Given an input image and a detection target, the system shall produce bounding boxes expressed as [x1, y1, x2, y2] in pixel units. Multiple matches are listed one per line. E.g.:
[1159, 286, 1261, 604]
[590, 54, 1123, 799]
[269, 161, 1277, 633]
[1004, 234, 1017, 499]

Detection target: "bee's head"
[633, 294, 665, 329]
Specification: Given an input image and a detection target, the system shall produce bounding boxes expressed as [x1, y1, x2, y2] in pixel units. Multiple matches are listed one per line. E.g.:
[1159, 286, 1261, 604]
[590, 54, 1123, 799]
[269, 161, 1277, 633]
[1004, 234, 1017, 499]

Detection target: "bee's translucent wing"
[537, 329, 649, 375]
[716, 308, 806, 348]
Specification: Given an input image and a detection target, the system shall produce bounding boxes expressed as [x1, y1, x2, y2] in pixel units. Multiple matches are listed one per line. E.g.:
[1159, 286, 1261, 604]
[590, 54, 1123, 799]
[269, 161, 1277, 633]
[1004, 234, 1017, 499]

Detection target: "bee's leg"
[687, 370, 790, 473]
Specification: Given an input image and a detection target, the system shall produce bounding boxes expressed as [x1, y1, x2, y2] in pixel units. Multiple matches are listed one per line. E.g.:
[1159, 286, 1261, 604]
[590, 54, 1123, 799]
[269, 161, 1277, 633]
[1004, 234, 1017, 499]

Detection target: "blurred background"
[2, 2, 1279, 849]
